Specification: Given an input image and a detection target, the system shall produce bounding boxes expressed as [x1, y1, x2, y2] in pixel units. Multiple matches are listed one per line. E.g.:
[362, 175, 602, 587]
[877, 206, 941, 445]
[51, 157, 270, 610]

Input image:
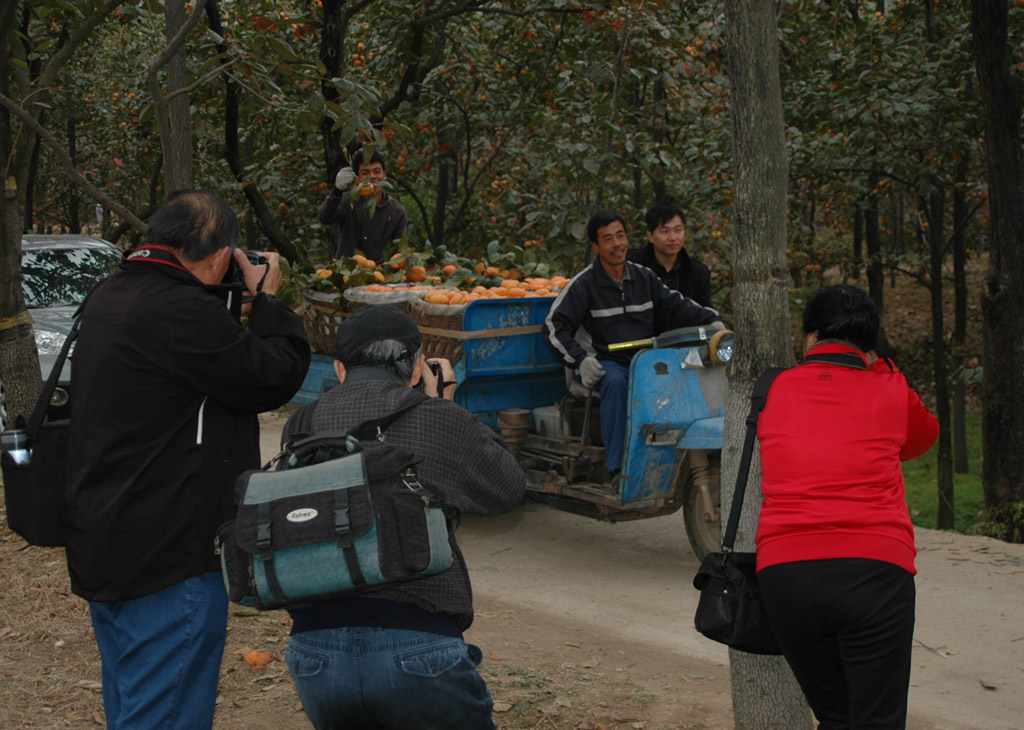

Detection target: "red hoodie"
[755, 343, 939, 574]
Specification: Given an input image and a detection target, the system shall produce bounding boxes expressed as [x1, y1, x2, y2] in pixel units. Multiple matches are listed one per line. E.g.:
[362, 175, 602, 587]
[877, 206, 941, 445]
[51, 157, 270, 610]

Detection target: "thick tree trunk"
[723, 3, 811, 727]
[970, 0, 1024, 523]
[0, 6, 43, 428]
[162, 0, 194, 192]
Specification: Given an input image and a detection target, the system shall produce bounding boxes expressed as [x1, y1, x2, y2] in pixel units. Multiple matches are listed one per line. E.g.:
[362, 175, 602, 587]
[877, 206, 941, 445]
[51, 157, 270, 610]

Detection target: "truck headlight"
[709, 329, 734, 366]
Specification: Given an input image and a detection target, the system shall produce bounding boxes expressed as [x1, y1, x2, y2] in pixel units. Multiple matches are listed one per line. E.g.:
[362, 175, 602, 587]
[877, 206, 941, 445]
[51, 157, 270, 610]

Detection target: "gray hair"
[348, 338, 422, 381]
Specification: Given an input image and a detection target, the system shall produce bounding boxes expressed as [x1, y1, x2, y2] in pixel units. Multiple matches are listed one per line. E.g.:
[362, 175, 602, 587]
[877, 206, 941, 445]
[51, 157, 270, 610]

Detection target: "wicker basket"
[301, 289, 345, 355]
[343, 285, 421, 314]
[409, 296, 467, 363]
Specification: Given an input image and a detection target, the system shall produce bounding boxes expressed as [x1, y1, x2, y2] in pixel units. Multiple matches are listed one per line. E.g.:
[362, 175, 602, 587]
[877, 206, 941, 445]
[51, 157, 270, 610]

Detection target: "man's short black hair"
[586, 211, 626, 244]
[354, 150, 387, 173]
[147, 190, 239, 262]
[645, 203, 687, 233]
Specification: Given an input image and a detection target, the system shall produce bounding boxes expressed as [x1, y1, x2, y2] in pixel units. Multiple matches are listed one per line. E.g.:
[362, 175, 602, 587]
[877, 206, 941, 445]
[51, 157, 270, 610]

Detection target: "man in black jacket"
[281, 304, 524, 730]
[65, 190, 310, 730]
[545, 211, 721, 477]
[627, 203, 712, 307]
[318, 150, 407, 262]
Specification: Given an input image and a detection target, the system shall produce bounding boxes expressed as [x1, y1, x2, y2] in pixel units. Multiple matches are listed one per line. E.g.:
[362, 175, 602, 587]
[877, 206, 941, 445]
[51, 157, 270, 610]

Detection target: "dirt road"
[458, 502, 1024, 730]
[2, 414, 1019, 730]
[258, 411, 1024, 729]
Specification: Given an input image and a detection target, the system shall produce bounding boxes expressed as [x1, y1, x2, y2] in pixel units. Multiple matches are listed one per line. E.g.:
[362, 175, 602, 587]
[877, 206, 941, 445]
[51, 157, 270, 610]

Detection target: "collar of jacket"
[121, 245, 246, 319]
[804, 342, 868, 366]
[640, 242, 693, 275]
[593, 259, 636, 288]
[345, 367, 406, 385]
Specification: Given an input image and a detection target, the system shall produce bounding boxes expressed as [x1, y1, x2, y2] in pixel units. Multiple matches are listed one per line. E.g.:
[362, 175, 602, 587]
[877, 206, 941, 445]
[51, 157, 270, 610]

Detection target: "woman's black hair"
[802, 284, 880, 352]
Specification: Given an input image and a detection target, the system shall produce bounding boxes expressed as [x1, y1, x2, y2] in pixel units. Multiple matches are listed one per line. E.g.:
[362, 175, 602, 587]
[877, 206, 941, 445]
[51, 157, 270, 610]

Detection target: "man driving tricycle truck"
[293, 211, 734, 559]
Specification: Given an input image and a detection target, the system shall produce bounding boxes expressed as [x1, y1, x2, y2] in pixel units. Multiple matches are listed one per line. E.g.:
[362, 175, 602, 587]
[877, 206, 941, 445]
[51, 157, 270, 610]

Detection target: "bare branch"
[0, 92, 147, 233]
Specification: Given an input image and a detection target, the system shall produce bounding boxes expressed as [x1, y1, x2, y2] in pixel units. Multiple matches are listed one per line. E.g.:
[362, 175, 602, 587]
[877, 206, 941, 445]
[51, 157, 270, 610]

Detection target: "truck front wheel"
[682, 455, 721, 560]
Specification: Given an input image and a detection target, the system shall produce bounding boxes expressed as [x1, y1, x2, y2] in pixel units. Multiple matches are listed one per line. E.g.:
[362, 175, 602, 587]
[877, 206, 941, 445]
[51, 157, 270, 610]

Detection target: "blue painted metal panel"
[677, 416, 725, 449]
[293, 353, 339, 404]
[618, 348, 726, 502]
[455, 297, 567, 426]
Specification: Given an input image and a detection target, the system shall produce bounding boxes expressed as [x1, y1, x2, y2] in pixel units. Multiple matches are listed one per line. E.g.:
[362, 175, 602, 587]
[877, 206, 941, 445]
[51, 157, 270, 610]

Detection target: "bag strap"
[270, 391, 430, 468]
[348, 390, 430, 442]
[22, 280, 107, 437]
[721, 367, 785, 554]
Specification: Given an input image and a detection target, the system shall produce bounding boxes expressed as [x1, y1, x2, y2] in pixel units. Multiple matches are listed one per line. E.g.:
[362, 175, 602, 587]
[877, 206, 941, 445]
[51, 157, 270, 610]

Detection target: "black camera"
[225, 249, 269, 285]
[417, 360, 444, 395]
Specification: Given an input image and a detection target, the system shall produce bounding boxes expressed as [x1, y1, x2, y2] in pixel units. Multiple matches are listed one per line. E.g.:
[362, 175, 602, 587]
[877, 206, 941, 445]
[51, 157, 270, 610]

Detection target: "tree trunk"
[319, 0, 348, 185]
[0, 4, 43, 428]
[952, 151, 970, 473]
[161, 0, 194, 192]
[970, 0, 1024, 525]
[924, 187, 954, 529]
[723, 3, 812, 726]
[864, 171, 884, 312]
[205, 0, 298, 262]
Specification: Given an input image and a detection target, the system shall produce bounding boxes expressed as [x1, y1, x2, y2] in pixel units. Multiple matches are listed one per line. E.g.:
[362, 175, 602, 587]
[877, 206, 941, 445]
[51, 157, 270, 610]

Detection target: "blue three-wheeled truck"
[295, 296, 731, 560]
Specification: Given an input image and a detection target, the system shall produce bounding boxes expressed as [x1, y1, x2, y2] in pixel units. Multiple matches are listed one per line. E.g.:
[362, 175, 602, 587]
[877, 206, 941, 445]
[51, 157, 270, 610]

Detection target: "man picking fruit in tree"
[319, 150, 407, 263]
[626, 203, 712, 307]
[544, 211, 722, 479]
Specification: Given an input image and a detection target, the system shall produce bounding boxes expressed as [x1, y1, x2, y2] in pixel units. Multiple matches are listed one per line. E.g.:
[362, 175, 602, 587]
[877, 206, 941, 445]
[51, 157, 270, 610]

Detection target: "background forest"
[2, 0, 1023, 537]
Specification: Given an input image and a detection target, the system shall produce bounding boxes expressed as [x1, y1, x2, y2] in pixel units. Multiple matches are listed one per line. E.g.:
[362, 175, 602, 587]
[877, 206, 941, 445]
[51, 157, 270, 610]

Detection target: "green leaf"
[267, 38, 298, 64]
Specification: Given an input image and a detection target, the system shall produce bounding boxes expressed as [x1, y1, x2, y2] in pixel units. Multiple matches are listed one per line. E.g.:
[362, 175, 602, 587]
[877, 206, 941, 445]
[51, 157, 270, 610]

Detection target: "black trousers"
[758, 558, 916, 730]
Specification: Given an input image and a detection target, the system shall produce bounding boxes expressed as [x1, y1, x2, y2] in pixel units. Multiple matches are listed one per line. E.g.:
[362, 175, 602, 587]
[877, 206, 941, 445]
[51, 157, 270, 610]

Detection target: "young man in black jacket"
[627, 203, 713, 307]
[65, 190, 310, 730]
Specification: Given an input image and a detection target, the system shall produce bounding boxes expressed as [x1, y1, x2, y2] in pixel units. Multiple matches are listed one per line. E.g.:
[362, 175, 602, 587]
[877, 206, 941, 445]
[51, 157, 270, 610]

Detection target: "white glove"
[335, 167, 356, 191]
[579, 356, 606, 388]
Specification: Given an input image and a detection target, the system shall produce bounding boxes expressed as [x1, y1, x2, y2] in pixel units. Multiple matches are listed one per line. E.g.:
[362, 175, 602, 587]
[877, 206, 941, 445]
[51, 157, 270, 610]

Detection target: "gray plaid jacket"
[281, 376, 525, 629]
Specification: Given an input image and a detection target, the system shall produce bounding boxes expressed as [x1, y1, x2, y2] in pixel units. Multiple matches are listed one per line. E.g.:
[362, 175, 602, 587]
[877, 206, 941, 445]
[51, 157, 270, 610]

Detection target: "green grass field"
[902, 410, 986, 534]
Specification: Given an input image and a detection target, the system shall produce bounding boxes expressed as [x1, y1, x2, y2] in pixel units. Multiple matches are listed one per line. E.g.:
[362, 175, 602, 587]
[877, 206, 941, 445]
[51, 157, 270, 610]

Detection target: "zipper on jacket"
[196, 396, 207, 445]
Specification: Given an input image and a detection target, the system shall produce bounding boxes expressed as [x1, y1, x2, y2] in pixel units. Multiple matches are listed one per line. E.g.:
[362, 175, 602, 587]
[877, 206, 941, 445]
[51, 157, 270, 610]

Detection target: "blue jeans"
[89, 572, 228, 730]
[286, 627, 497, 730]
[596, 359, 630, 471]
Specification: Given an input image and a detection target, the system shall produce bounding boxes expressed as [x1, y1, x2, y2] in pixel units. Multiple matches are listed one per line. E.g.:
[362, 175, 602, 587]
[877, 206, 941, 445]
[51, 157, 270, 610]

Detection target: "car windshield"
[22, 246, 121, 308]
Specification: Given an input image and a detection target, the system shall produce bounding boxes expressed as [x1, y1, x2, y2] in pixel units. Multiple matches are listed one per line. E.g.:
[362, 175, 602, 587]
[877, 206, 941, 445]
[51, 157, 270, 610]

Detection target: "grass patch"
[903, 409, 985, 533]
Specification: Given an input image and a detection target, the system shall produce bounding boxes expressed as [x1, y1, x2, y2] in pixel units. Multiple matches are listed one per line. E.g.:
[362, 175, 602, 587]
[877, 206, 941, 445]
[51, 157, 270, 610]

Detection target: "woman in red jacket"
[756, 284, 938, 730]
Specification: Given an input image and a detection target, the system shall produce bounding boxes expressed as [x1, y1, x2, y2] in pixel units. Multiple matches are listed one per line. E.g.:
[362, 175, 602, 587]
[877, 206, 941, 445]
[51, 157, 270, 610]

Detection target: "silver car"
[0, 235, 121, 429]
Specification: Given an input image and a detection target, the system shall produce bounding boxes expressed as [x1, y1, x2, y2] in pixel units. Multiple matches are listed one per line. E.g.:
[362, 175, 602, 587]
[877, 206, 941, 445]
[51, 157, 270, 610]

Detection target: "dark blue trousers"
[758, 558, 916, 730]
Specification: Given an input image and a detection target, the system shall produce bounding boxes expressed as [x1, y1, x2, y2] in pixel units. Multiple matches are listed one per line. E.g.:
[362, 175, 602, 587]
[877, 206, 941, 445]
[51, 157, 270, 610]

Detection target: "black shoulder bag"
[0, 315, 81, 547]
[692, 366, 785, 655]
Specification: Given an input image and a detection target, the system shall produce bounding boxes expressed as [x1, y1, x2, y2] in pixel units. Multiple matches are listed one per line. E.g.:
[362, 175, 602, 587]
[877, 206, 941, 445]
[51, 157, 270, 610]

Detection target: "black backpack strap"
[274, 391, 431, 469]
[23, 280, 106, 437]
[347, 390, 430, 442]
[721, 367, 786, 554]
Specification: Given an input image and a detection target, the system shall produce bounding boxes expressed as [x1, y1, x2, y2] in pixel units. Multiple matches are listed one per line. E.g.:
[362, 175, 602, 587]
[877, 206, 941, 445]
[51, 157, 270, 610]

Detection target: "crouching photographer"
[280, 304, 524, 730]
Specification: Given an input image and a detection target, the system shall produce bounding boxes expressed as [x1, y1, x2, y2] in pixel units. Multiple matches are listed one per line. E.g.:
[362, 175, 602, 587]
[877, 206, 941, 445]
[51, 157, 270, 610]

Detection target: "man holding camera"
[280, 304, 524, 730]
[65, 190, 311, 730]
